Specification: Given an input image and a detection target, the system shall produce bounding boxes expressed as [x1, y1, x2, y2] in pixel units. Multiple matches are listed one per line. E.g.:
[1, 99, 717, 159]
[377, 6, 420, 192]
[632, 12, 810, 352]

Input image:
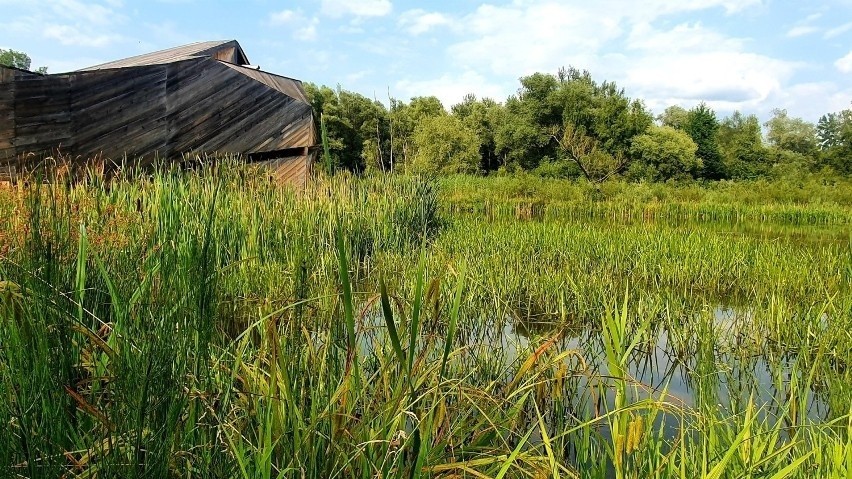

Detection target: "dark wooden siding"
[13, 74, 72, 162]
[166, 59, 314, 156]
[0, 69, 15, 160]
[257, 155, 311, 186]
[223, 64, 309, 103]
[70, 65, 168, 161]
[1, 54, 314, 174]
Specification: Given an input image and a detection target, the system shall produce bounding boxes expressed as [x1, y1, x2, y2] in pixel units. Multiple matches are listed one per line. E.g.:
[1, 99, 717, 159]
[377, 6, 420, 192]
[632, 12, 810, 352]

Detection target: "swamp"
[0, 164, 849, 478]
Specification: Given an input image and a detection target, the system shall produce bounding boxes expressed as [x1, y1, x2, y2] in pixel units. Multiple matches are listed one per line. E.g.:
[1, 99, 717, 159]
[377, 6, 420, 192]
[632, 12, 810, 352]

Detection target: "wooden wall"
[1, 67, 71, 175]
[14, 74, 72, 165]
[165, 59, 314, 157]
[257, 154, 312, 186]
[71, 65, 168, 162]
[0, 57, 314, 175]
[0, 68, 16, 161]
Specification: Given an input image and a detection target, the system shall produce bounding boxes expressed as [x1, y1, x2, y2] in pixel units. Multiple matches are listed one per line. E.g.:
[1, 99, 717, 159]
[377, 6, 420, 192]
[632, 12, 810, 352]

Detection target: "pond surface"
[464, 303, 831, 429]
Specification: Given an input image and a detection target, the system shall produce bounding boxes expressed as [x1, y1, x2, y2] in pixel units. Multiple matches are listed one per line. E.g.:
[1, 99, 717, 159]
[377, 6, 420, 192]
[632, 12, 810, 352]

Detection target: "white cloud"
[268, 9, 320, 41]
[627, 22, 743, 52]
[43, 23, 124, 47]
[785, 11, 822, 38]
[432, 1, 798, 116]
[835, 51, 852, 72]
[622, 22, 798, 109]
[399, 9, 454, 35]
[296, 20, 320, 41]
[786, 25, 819, 38]
[765, 81, 852, 120]
[5, 0, 127, 48]
[50, 0, 124, 26]
[614, 0, 764, 22]
[321, 0, 392, 18]
[448, 2, 620, 77]
[626, 51, 794, 109]
[444, 0, 768, 78]
[825, 21, 852, 38]
[269, 10, 299, 24]
[395, 70, 509, 108]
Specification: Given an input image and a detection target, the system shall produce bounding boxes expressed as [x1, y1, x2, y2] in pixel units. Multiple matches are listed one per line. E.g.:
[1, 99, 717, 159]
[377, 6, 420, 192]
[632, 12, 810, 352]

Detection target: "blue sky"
[2, 0, 851, 121]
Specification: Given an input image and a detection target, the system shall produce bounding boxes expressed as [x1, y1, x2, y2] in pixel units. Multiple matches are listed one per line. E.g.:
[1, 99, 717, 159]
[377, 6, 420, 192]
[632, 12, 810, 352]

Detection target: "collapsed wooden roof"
[1, 40, 315, 184]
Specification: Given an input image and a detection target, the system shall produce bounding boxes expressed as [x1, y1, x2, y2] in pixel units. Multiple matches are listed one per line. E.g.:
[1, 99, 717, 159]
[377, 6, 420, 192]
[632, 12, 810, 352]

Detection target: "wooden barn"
[0, 40, 315, 184]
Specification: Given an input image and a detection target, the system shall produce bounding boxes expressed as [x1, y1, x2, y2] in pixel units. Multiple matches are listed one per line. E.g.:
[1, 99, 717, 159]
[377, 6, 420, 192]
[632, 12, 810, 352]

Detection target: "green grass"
[0, 161, 849, 478]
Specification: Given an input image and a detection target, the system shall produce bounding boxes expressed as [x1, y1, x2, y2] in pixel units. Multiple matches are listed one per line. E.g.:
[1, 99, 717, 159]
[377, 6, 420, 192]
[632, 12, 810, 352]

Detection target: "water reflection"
[462, 302, 831, 438]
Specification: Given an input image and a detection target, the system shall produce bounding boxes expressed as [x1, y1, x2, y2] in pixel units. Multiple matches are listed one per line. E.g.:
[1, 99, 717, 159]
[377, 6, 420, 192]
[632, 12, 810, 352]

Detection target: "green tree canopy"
[304, 67, 848, 180]
[410, 115, 480, 174]
[659, 105, 690, 130]
[494, 67, 652, 176]
[629, 125, 700, 181]
[684, 103, 726, 180]
[387, 96, 447, 168]
[816, 107, 852, 174]
[304, 83, 389, 172]
[0, 49, 47, 73]
[764, 109, 818, 158]
[717, 111, 768, 179]
[451, 94, 503, 171]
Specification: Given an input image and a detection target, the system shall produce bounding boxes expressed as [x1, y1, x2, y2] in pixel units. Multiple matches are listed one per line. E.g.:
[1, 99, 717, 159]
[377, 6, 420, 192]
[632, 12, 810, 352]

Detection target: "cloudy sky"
[2, 0, 851, 121]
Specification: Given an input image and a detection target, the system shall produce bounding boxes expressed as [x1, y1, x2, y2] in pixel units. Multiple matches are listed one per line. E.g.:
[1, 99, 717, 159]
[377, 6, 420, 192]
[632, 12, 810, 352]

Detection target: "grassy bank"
[0, 164, 850, 478]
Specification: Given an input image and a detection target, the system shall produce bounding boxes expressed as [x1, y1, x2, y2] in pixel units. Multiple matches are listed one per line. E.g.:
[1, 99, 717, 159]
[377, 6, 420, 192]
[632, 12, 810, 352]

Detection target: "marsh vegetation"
[0, 162, 849, 478]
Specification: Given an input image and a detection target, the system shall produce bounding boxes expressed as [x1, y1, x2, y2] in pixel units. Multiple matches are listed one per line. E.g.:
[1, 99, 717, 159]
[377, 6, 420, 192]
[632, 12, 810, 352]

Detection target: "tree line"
[306, 67, 851, 181]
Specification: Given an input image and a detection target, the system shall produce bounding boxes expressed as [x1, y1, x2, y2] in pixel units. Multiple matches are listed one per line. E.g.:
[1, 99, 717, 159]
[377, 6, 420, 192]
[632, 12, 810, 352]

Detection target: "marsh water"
[485, 303, 830, 416]
[447, 215, 846, 439]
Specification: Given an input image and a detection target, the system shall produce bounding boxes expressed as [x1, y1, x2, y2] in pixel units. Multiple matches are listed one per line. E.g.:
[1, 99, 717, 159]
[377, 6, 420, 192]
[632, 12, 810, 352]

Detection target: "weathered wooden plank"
[196, 97, 293, 151]
[166, 61, 250, 114]
[14, 112, 67, 127]
[70, 66, 167, 159]
[257, 155, 309, 185]
[229, 104, 313, 152]
[166, 64, 266, 152]
[217, 105, 313, 152]
[173, 80, 275, 131]
[176, 86, 293, 152]
[14, 123, 72, 144]
[82, 124, 166, 160]
[161, 59, 313, 158]
[170, 79, 310, 144]
[79, 40, 249, 71]
[11, 73, 71, 157]
[223, 64, 309, 103]
[0, 66, 38, 82]
[0, 113, 13, 129]
[15, 120, 72, 136]
[75, 110, 166, 160]
[71, 68, 167, 113]
[73, 98, 167, 134]
[164, 57, 216, 89]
